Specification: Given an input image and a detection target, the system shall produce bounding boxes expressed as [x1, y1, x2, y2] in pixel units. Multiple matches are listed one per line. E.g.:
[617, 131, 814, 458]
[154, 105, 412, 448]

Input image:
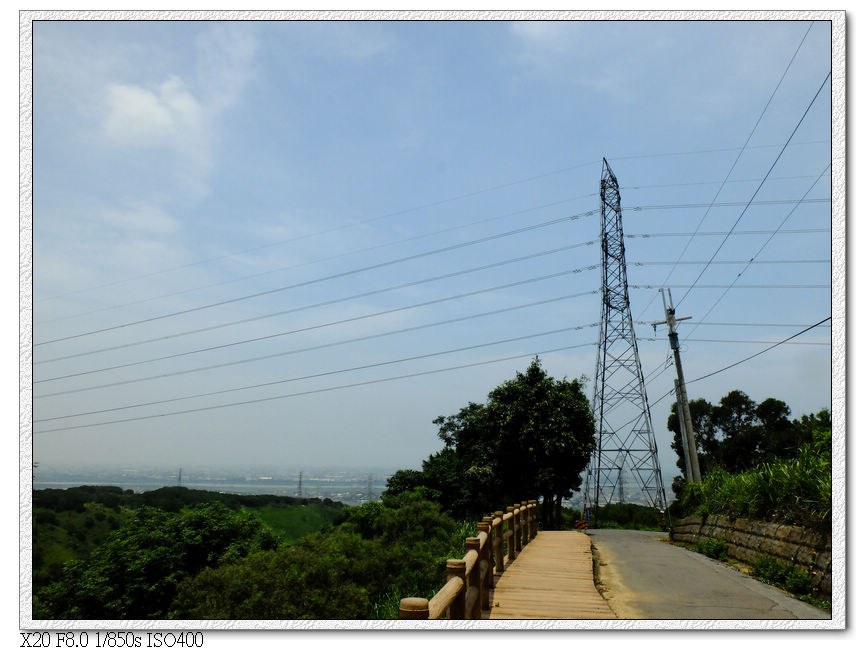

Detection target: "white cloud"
[103, 76, 202, 146]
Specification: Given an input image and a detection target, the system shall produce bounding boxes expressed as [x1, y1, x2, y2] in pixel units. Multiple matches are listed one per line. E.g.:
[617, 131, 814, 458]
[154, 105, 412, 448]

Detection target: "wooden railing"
[398, 499, 538, 620]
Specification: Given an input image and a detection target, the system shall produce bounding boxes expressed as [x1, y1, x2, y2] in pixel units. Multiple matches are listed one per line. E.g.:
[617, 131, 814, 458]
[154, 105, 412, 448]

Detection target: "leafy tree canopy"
[667, 389, 830, 493]
[385, 358, 596, 526]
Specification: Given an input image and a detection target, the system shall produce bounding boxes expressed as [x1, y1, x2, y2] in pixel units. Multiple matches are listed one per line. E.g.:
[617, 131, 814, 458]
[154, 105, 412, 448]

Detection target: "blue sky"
[29, 18, 836, 501]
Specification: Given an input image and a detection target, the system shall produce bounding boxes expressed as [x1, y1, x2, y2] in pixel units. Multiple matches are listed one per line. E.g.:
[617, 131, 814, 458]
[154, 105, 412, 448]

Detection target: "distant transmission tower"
[585, 158, 668, 524]
[297, 471, 303, 498]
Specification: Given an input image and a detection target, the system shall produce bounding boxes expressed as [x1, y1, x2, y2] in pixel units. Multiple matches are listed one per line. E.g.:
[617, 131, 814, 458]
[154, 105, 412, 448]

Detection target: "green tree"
[388, 358, 595, 526]
[668, 390, 831, 496]
[34, 503, 279, 620]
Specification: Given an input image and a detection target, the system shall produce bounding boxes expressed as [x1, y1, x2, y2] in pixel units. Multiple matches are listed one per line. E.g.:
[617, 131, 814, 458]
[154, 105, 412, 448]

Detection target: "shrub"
[692, 537, 727, 561]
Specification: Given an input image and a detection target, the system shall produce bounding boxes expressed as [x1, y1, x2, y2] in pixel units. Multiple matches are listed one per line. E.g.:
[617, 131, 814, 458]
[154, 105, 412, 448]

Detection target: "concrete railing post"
[506, 506, 517, 561]
[446, 559, 466, 619]
[513, 503, 523, 553]
[466, 537, 482, 619]
[399, 597, 430, 619]
[494, 510, 505, 571]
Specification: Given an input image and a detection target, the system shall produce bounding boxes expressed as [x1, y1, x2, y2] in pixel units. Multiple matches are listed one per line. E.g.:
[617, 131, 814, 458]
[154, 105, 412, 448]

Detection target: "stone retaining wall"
[671, 515, 831, 597]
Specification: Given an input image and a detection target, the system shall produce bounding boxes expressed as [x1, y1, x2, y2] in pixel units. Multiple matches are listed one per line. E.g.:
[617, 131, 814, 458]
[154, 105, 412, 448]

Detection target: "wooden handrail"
[398, 498, 539, 619]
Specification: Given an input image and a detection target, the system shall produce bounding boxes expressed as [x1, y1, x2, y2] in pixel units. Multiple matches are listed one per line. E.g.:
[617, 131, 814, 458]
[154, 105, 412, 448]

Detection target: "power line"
[36, 289, 599, 398]
[36, 325, 599, 423]
[36, 193, 598, 326]
[626, 228, 828, 239]
[633, 21, 816, 322]
[637, 321, 830, 329]
[640, 337, 827, 346]
[33, 341, 599, 435]
[624, 198, 827, 211]
[37, 136, 829, 306]
[630, 259, 827, 267]
[677, 70, 831, 307]
[689, 317, 831, 384]
[35, 159, 608, 305]
[37, 268, 590, 382]
[35, 212, 579, 346]
[36, 241, 599, 364]
[36, 254, 822, 367]
[685, 164, 831, 340]
[632, 284, 828, 289]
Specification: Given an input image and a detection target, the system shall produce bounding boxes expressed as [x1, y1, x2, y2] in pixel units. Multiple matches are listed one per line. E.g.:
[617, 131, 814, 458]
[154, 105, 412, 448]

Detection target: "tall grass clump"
[678, 435, 830, 532]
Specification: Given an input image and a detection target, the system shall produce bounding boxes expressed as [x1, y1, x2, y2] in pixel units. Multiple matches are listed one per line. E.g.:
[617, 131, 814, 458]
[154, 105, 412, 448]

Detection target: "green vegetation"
[35, 360, 600, 619]
[593, 503, 664, 531]
[384, 358, 595, 528]
[675, 429, 830, 532]
[749, 554, 829, 609]
[172, 490, 468, 619]
[691, 537, 728, 561]
[34, 502, 280, 619]
[244, 503, 343, 543]
[667, 390, 830, 500]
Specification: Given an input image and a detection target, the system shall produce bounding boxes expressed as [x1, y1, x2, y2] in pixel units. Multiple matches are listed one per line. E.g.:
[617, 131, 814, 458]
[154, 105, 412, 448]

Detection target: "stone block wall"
[671, 515, 831, 597]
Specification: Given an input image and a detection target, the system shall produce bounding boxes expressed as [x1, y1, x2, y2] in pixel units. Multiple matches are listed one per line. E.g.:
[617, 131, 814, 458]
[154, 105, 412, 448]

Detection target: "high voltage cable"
[624, 198, 827, 211]
[632, 284, 828, 289]
[36, 289, 599, 398]
[35, 197, 827, 328]
[689, 317, 831, 383]
[640, 337, 827, 346]
[36, 325, 599, 423]
[35, 213, 580, 346]
[37, 137, 829, 306]
[33, 341, 599, 435]
[686, 164, 831, 340]
[626, 228, 827, 238]
[630, 259, 827, 267]
[35, 241, 599, 364]
[678, 70, 831, 307]
[36, 159, 608, 304]
[620, 173, 824, 192]
[37, 268, 592, 382]
[36, 193, 598, 326]
[633, 21, 815, 323]
[36, 254, 822, 366]
[636, 321, 830, 328]
[627, 317, 831, 424]
[606, 138, 826, 163]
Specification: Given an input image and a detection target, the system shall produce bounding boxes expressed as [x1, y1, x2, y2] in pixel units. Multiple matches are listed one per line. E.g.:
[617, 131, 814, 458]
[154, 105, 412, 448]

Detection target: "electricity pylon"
[584, 158, 668, 525]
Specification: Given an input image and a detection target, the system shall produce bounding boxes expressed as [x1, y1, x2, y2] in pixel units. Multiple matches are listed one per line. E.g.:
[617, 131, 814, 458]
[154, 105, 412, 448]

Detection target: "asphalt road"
[588, 529, 831, 620]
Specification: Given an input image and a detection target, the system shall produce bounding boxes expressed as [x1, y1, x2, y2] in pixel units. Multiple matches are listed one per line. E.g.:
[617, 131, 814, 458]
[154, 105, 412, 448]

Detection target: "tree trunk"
[555, 495, 563, 529]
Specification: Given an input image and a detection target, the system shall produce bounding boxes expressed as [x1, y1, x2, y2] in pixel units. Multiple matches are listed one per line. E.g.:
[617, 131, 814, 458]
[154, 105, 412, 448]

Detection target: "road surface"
[588, 529, 830, 620]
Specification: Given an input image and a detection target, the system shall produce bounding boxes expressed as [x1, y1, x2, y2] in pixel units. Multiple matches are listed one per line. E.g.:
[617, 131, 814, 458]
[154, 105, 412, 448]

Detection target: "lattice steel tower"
[585, 159, 667, 522]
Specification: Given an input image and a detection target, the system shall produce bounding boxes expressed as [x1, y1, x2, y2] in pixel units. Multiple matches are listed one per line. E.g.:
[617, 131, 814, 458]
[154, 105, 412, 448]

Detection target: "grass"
[247, 503, 343, 543]
[749, 554, 830, 611]
[678, 438, 830, 532]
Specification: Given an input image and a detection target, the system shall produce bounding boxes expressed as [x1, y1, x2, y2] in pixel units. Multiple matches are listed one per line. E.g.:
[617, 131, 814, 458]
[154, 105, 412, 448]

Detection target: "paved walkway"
[486, 530, 615, 619]
[589, 529, 830, 620]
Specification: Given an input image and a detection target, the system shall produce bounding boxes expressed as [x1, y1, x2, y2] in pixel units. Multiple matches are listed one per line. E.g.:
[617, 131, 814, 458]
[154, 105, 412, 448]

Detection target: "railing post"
[478, 520, 493, 609]
[466, 537, 482, 619]
[521, 501, 529, 546]
[530, 499, 538, 538]
[513, 503, 523, 553]
[446, 559, 466, 619]
[399, 597, 430, 619]
[494, 510, 505, 571]
[506, 506, 517, 561]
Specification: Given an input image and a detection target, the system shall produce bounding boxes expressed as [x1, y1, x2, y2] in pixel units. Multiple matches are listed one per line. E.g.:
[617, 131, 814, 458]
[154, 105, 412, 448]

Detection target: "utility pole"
[652, 289, 701, 483]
